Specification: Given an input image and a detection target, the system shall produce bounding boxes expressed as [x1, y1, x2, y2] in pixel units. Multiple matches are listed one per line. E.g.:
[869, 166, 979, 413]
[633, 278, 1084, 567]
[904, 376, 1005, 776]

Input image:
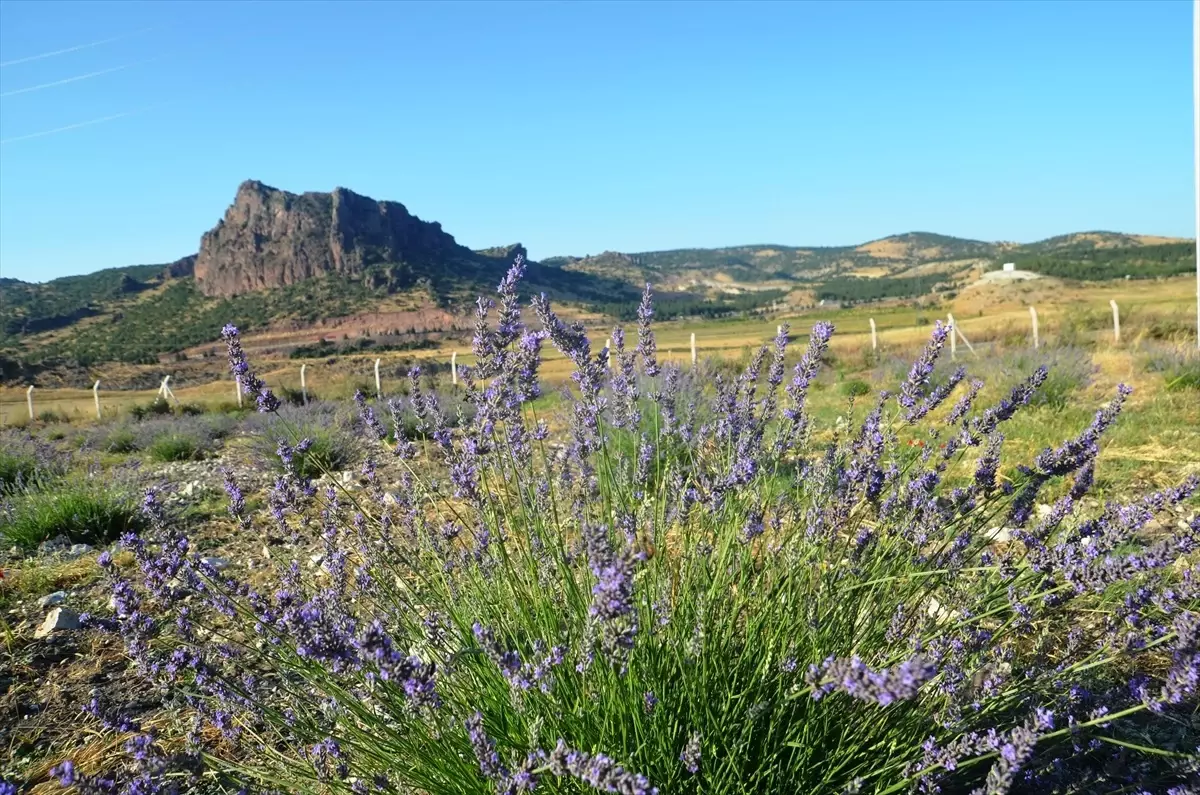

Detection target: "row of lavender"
[44, 257, 1200, 793]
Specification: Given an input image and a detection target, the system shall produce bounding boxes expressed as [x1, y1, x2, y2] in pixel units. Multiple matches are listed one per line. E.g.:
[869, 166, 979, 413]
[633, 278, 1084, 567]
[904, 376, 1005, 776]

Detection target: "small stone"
[67, 543, 94, 557]
[38, 535, 70, 555]
[309, 553, 325, 568]
[200, 556, 231, 572]
[1035, 503, 1053, 519]
[338, 471, 355, 486]
[38, 591, 67, 609]
[34, 608, 81, 639]
[984, 527, 1013, 544]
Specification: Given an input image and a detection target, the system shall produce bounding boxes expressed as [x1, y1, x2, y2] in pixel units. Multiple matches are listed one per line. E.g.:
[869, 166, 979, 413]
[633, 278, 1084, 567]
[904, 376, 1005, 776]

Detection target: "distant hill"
[0, 180, 1192, 376]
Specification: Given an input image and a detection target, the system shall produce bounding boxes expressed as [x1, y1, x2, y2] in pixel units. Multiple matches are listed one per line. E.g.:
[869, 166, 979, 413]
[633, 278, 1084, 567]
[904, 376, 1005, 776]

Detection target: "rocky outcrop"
[194, 181, 474, 297]
[476, 243, 528, 264]
[163, 255, 196, 279]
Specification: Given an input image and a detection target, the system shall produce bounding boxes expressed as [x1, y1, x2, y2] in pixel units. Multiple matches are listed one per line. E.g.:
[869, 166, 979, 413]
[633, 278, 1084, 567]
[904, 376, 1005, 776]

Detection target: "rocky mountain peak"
[193, 181, 470, 298]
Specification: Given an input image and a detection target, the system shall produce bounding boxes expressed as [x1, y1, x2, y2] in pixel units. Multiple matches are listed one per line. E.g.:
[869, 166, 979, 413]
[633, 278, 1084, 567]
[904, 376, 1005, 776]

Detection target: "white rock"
[200, 556, 231, 571]
[309, 553, 325, 568]
[66, 543, 94, 557]
[925, 597, 957, 624]
[38, 591, 67, 609]
[1035, 503, 1053, 519]
[338, 471, 355, 485]
[34, 608, 81, 638]
[983, 527, 1013, 544]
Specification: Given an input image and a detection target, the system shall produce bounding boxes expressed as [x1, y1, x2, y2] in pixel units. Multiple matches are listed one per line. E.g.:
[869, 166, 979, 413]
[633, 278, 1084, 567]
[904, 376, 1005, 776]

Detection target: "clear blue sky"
[0, 0, 1193, 282]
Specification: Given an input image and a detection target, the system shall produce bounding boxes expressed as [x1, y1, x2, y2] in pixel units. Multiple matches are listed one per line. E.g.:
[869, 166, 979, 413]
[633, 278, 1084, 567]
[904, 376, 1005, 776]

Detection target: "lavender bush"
[56, 260, 1199, 794]
[0, 429, 68, 489]
[1143, 345, 1200, 392]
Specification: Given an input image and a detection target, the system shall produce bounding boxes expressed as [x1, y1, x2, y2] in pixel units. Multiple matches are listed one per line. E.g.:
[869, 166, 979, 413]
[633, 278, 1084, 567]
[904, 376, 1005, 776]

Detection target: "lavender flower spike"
[221, 323, 280, 412]
[636, 283, 660, 377]
[898, 321, 949, 412]
[806, 654, 937, 706]
[548, 740, 660, 795]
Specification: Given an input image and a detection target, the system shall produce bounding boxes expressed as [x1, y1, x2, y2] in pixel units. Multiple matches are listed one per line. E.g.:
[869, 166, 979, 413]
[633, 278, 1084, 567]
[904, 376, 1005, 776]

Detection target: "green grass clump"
[839, 378, 871, 398]
[101, 425, 140, 454]
[0, 447, 40, 490]
[147, 432, 205, 462]
[0, 476, 142, 548]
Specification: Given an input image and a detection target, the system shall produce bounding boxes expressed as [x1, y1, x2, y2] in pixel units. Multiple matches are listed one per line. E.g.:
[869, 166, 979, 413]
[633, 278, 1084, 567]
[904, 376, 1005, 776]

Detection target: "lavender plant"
[56, 259, 1199, 794]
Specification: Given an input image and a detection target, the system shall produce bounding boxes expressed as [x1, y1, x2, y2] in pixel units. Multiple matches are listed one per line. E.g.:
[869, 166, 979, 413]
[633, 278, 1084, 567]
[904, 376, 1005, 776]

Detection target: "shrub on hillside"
[52, 273, 1200, 794]
[128, 398, 175, 421]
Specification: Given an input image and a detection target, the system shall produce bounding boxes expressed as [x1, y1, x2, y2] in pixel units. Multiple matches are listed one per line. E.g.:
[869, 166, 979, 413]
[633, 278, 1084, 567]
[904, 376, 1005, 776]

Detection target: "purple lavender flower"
[636, 283, 660, 377]
[584, 523, 639, 664]
[680, 731, 701, 775]
[465, 711, 509, 781]
[221, 324, 280, 412]
[947, 378, 985, 426]
[778, 321, 834, 452]
[1156, 611, 1199, 709]
[972, 366, 1049, 438]
[806, 654, 937, 706]
[906, 365, 966, 424]
[898, 321, 949, 412]
[1034, 384, 1131, 476]
[221, 468, 251, 530]
[547, 740, 659, 795]
[354, 389, 389, 442]
[974, 433, 1004, 493]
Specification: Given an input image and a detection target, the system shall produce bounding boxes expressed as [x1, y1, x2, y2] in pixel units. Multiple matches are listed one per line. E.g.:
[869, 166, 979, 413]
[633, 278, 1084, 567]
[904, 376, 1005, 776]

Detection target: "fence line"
[0, 304, 1174, 425]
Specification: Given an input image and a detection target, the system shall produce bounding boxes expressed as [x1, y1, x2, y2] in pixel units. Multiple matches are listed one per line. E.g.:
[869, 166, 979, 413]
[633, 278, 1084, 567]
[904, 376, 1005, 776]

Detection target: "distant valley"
[0, 180, 1193, 384]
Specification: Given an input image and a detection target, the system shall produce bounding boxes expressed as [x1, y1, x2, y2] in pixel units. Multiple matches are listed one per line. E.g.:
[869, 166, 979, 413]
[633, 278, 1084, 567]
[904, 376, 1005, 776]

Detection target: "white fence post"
[93, 380, 102, 419]
[1109, 299, 1121, 344]
[869, 318, 878, 352]
[235, 376, 243, 408]
[1029, 306, 1040, 350]
[947, 315, 958, 361]
[26, 385, 34, 420]
[374, 358, 382, 401]
[690, 332, 697, 367]
[604, 338, 612, 370]
[159, 375, 179, 406]
[300, 364, 308, 405]
[948, 313, 977, 358]
[451, 351, 458, 386]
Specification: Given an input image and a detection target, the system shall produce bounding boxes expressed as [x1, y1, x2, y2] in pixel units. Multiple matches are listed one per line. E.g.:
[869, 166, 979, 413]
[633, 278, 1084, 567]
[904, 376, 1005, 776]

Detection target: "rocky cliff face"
[194, 181, 474, 297]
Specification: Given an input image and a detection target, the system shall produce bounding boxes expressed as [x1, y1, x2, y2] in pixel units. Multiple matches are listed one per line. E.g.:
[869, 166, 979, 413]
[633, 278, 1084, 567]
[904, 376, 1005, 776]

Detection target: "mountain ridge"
[0, 180, 1194, 375]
